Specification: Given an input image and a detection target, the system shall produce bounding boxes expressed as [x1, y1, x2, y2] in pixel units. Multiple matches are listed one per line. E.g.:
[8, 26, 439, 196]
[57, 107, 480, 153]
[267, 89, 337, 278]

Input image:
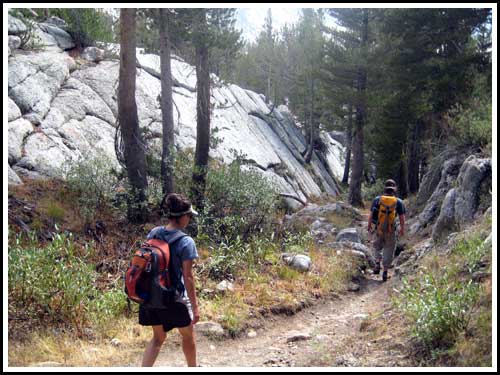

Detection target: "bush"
[8, 231, 126, 330]
[62, 153, 121, 223]
[45, 202, 66, 223]
[395, 271, 481, 349]
[451, 234, 489, 274]
[202, 235, 278, 281]
[200, 158, 278, 243]
[362, 178, 385, 202]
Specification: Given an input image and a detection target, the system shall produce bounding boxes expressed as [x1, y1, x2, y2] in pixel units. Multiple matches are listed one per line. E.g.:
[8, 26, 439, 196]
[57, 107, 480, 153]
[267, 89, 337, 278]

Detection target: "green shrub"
[8, 231, 126, 329]
[202, 235, 278, 280]
[45, 202, 66, 223]
[200, 158, 278, 243]
[452, 234, 489, 274]
[395, 271, 481, 349]
[49, 8, 115, 48]
[62, 153, 121, 223]
[362, 178, 386, 201]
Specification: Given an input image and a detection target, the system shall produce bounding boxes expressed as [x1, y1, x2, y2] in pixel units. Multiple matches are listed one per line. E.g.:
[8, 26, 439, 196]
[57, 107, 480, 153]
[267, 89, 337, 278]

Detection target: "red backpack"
[124, 230, 186, 308]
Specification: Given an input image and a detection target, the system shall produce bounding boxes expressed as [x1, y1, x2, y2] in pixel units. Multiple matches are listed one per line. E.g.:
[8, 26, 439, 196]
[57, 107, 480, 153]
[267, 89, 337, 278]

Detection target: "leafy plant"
[395, 272, 481, 349]
[452, 234, 489, 274]
[8, 230, 126, 331]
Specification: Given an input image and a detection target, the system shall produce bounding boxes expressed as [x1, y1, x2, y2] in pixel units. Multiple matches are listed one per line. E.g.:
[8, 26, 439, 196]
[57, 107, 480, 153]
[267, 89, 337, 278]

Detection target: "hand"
[399, 228, 404, 237]
[191, 306, 200, 325]
[367, 224, 373, 233]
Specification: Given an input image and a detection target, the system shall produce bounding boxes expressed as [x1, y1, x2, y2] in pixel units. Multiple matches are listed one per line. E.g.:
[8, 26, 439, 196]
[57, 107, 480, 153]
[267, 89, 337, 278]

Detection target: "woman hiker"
[140, 193, 200, 367]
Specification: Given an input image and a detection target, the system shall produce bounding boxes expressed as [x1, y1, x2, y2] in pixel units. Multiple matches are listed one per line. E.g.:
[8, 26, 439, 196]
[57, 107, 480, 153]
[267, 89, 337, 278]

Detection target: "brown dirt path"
[130, 275, 411, 368]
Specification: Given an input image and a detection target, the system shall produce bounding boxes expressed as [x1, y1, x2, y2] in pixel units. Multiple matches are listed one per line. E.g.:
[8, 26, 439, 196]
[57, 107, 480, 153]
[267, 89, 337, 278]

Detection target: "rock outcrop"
[7, 14, 344, 204]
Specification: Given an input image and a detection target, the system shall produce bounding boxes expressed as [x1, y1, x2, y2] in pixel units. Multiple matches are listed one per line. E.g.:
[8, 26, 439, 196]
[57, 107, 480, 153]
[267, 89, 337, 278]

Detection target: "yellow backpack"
[377, 195, 398, 235]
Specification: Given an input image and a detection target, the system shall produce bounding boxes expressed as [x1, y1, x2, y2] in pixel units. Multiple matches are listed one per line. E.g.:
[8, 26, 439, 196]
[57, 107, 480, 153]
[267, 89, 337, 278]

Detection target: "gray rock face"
[412, 155, 464, 233]
[453, 155, 492, 224]
[8, 52, 70, 120]
[8, 118, 33, 164]
[8, 15, 27, 35]
[194, 322, 225, 337]
[81, 47, 105, 62]
[8, 166, 23, 185]
[38, 23, 75, 50]
[7, 22, 345, 202]
[432, 188, 458, 242]
[8, 98, 22, 122]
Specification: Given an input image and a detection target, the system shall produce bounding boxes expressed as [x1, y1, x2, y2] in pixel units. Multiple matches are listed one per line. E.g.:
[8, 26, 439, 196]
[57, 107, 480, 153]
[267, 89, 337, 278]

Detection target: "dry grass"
[8, 317, 149, 367]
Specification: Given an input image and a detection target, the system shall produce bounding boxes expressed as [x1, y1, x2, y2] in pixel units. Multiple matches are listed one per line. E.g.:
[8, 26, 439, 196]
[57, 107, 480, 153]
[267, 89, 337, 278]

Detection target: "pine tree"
[118, 8, 148, 223]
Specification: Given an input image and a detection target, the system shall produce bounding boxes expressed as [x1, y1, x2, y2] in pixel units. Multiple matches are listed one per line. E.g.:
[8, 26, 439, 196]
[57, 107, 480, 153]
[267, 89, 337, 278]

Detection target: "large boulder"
[8, 35, 21, 50]
[281, 253, 312, 272]
[38, 22, 75, 50]
[411, 155, 464, 234]
[336, 228, 362, 244]
[8, 118, 33, 164]
[8, 15, 27, 35]
[8, 166, 23, 185]
[432, 188, 458, 242]
[453, 155, 492, 224]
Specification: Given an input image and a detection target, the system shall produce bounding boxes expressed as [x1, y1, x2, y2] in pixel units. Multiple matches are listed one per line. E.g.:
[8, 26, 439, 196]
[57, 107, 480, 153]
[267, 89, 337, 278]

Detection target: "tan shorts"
[373, 231, 397, 268]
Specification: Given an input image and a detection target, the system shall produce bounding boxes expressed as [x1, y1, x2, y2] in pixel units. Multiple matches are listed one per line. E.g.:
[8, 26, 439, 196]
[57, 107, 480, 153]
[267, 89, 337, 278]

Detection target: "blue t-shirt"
[146, 227, 199, 297]
[371, 195, 405, 224]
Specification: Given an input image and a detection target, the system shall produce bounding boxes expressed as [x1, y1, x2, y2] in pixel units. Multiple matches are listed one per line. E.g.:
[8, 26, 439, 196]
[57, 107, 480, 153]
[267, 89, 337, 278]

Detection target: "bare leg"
[142, 325, 166, 367]
[178, 325, 197, 367]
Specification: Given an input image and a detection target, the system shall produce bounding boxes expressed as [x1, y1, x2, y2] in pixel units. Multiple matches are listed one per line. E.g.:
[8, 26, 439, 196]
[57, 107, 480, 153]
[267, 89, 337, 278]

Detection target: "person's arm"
[182, 259, 200, 325]
[399, 214, 405, 237]
[368, 211, 374, 233]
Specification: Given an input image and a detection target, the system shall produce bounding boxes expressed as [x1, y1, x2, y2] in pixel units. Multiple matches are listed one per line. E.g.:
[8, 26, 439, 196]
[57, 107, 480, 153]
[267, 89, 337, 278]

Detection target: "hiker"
[140, 193, 200, 367]
[367, 181, 406, 282]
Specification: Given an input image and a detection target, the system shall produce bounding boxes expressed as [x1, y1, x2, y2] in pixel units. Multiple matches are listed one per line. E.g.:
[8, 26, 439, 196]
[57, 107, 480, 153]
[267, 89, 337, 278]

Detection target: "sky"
[236, 8, 301, 42]
[235, 7, 338, 43]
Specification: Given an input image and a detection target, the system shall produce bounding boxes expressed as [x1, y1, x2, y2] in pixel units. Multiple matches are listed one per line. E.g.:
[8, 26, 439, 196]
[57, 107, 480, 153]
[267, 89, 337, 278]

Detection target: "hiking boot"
[373, 263, 381, 275]
[382, 271, 388, 282]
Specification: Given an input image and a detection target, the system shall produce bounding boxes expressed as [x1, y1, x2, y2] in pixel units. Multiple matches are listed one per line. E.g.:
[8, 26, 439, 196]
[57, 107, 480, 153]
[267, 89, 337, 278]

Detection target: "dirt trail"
[133, 275, 410, 368]
[132, 211, 413, 368]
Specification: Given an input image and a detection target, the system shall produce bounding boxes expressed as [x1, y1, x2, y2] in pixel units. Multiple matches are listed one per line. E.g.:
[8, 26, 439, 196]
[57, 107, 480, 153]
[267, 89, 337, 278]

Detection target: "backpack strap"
[163, 230, 188, 245]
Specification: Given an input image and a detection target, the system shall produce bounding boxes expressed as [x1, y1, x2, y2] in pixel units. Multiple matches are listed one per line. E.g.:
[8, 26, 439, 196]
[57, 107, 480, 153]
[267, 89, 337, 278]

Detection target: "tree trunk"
[407, 120, 422, 194]
[191, 10, 211, 211]
[342, 105, 353, 185]
[348, 11, 368, 208]
[119, 8, 148, 223]
[397, 156, 410, 199]
[159, 8, 175, 195]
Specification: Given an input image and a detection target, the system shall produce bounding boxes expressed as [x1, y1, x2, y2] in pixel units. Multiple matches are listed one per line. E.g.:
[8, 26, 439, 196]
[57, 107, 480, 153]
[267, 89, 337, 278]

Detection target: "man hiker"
[367, 180, 406, 281]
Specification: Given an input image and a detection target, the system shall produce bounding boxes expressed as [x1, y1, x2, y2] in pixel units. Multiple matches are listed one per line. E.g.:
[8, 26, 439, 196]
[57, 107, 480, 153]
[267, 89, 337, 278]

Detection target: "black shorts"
[139, 302, 192, 332]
